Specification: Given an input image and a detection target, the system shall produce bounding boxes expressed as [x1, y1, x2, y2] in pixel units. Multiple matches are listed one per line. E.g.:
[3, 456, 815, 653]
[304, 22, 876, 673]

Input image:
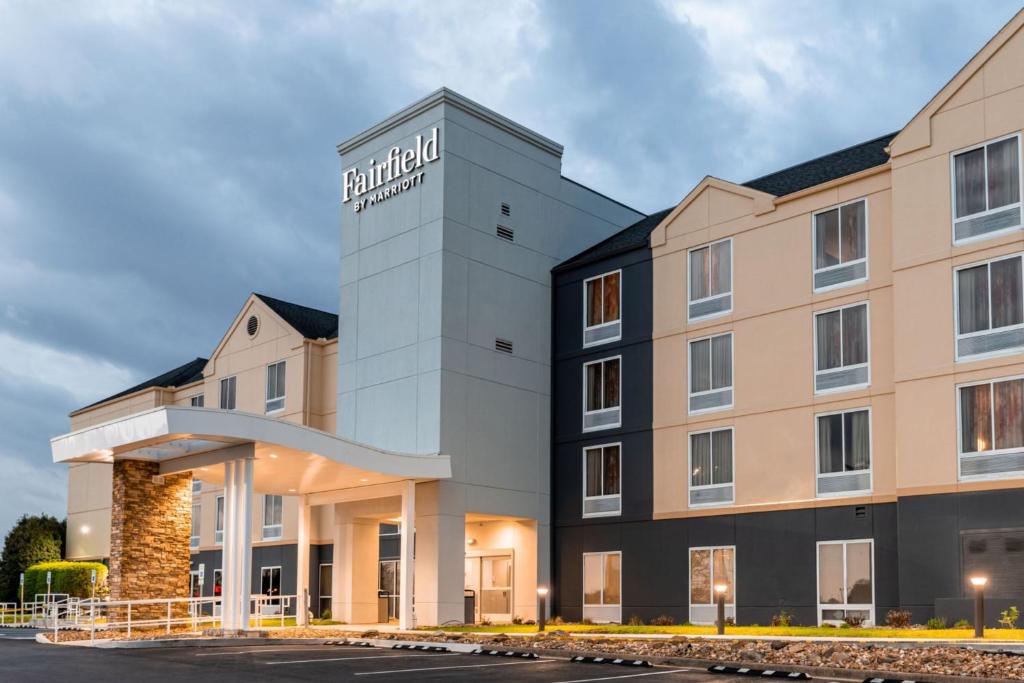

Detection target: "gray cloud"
[0, 0, 1020, 535]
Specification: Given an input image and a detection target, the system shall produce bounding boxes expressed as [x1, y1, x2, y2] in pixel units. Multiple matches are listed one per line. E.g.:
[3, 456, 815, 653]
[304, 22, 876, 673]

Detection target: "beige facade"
[651, 12, 1024, 519]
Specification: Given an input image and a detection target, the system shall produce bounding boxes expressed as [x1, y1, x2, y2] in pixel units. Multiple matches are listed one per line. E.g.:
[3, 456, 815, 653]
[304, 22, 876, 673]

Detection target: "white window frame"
[687, 426, 735, 508]
[955, 373, 1024, 482]
[582, 355, 622, 432]
[816, 539, 875, 626]
[318, 563, 333, 616]
[262, 494, 283, 540]
[953, 252, 1024, 362]
[219, 376, 236, 411]
[687, 545, 736, 625]
[582, 550, 622, 623]
[814, 406, 873, 498]
[265, 361, 286, 414]
[687, 238, 733, 322]
[192, 479, 202, 496]
[813, 300, 871, 395]
[582, 442, 622, 518]
[259, 565, 283, 613]
[687, 331, 734, 415]
[190, 503, 200, 549]
[583, 269, 623, 347]
[811, 197, 870, 292]
[215, 495, 224, 545]
[950, 132, 1024, 245]
[190, 394, 204, 407]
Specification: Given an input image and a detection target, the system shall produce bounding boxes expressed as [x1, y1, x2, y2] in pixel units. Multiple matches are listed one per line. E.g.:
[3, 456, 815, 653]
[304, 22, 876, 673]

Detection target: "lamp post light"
[714, 583, 728, 636]
[537, 587, 549, 632]
[970, 576, 988, 638]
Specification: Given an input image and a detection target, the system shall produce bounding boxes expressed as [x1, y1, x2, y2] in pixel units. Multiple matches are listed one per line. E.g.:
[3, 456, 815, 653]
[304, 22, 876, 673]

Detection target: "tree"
[0, 515, 65, 602]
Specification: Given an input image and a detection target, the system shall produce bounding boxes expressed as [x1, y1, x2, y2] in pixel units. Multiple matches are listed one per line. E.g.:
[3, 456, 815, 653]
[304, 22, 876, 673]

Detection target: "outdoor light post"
[537, 587, 548, 632]
[714, 583, 728, 635]
[970, 576, 988, 638]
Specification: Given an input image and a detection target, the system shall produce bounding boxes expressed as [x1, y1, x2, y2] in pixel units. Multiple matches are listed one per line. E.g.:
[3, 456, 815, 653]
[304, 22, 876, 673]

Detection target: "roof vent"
[500, 202, 511, 217]
[246, 315, 260, 337]
[495, 338, 514, 354]
[496, 225, 514, 242]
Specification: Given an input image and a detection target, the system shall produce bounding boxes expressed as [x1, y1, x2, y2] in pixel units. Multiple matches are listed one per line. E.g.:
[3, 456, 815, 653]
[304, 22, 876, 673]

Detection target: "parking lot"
[0, 630, 763, 682]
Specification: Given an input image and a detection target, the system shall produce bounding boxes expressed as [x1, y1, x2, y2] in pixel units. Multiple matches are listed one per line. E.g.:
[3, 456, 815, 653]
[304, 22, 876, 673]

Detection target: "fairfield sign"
[343, 127, 439, 213]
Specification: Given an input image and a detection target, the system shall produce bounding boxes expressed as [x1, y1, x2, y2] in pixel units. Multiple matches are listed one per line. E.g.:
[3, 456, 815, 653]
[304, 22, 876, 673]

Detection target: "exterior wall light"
[537, 586, 549, 631]
[970, 575, 988, 638]
[714, 583, 728, 635]
[80, 525, 90, 534]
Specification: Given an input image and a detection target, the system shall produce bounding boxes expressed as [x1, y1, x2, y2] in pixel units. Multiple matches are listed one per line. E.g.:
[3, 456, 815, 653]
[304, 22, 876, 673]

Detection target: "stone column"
[109, 460, 191, 621]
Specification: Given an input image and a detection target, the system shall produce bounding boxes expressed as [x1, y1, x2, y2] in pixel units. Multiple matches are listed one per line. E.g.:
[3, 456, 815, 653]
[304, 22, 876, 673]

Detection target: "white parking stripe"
[196, 647, 357, 656]
[268, 653, 460, 665]
[354, 658, 560, 675]
[548, 669, 690, 683]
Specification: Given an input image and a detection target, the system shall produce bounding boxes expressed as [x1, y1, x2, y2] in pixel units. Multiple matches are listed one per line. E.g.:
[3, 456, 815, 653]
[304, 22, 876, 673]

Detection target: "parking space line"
[267, 653, 460, 665]
[196, 647, 357, 656]
[548, 669, 691, 683]
[353, 657, 560, 675]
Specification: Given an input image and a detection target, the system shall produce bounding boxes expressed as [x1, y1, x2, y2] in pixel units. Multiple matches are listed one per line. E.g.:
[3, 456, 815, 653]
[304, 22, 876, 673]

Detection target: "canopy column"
[295, 495, 311, 626]
[220, 448, 254, 632]
[399, 480, 415, 629]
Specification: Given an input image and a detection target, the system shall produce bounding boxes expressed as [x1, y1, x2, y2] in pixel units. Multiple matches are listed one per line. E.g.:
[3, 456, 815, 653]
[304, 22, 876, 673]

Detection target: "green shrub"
[24, 561, 107, 600]
[999, 606, 1019, 629]
[954, 619, 971, 628]
[925, 617, 947, 630]
[771, 610, 793, 627]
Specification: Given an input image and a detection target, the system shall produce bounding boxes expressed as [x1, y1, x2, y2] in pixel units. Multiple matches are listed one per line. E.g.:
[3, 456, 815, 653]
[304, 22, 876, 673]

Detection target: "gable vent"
[500, 202, 511, 217]
[246, 315, 260, 337]
[496, 224, 515, 242]
[495, 338, 514, 354]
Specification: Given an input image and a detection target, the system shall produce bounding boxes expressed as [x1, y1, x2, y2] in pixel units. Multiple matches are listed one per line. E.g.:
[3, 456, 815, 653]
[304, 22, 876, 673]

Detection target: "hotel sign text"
[343, 127, 439, 213]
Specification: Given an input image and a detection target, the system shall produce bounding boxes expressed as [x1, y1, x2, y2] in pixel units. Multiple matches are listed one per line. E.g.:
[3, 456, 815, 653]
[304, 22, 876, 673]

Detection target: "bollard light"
[714, 584, 728, 636]
[537, 587, 549, 632]
[970, 576, 987, 638]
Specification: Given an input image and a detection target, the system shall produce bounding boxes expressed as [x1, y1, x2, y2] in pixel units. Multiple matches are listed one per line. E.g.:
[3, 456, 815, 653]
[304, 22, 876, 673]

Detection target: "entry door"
[378, 560, 400, 621]
[260, 566, 282, 614]
[465, 555, 513, 622]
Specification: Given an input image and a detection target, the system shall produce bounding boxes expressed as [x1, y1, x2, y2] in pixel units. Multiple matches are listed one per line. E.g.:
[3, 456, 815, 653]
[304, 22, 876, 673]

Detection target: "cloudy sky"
[0, 0, 1020, 536]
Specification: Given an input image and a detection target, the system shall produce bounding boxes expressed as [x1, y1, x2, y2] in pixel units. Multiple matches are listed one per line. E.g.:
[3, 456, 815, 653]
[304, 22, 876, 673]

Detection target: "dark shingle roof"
[254, 293, 338, 340]
[555, 208, 673, 272]
[742, 132, 897, 197]
[77, 357, 208, 412]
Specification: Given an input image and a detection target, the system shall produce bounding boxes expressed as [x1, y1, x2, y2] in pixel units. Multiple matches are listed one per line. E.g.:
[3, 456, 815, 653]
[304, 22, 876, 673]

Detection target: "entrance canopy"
[51, 406, 451, 494]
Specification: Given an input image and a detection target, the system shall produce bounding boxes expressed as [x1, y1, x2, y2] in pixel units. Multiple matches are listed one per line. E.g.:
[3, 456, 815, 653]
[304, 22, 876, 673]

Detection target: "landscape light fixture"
[970, 575, 988, 638]
[714, 583, 728, 635]
[537, 586, 549, 631]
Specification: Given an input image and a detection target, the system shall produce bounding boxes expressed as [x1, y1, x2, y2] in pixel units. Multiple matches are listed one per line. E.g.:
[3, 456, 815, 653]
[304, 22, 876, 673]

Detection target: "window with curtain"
[583, 357, 621, 430]
[190, 503, 200, 549]
[953, 135, 1022, 242]
[219, 376, 236, 410]
[584, 444, 621, 517]
[818, 540, 873, 624]
[814, 303, 869, 393]
[955, 254, 1024, 358]
[817, 409, 871, 474]
[690, 429, 734, 489]
[318, 564, 333, 616]
[215, 496, 224, 544]
[690, 333, 732, 396]
[583, 552, 621, 607]
[689, 547, 735, 606]
[959, 377, 1024, 457]
[190, 394, 204, 407]
[813, 199, 868, 289]
[266, 361, 286, 413]
[585, 271, 621, 329]
[262, 494, 283, 539]
[689, 240, 732, 312]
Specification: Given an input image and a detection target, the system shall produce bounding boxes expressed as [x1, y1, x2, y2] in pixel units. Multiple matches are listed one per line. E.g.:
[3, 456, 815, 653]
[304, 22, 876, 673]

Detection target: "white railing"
[0, 602, 31, 626]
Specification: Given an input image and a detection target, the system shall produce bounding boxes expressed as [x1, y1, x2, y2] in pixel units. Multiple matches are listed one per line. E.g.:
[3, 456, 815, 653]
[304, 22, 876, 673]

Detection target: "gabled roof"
[76, 357, 207, 413]
[554, 208, 673, 273]
[742, 132, 897, 197]
[254, 293, 338, 340]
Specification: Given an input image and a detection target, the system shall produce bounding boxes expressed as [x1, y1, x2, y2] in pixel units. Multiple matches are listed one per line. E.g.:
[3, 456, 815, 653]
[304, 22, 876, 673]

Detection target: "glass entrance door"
[378, 560, 400, 621]
[464, 555, 513, 623]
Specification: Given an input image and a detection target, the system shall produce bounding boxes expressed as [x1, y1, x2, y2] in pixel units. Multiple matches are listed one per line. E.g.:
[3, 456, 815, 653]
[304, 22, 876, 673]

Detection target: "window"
[190, 394, 204, 407]
[689, 546, 735, 625]
[689, 428, 734, 507]
[260, 566, 282, 613]
[813, 199, 868, 291]
[952, 133, 1022, 243]
[816, 408, 872, 497]
[689, 332, 733, 413]
[583, 270, 622, 346]
[318, 564, 333, 617]
[380, 559, 401, 621]
[189, 570, 201, 598]
[955, 253, 1024, 360]
[583, 356, 621, 431]
[262, 494, 283, 540]
[817, 539, 873, 625]
[814, 302, 869, 393]
[266, 361, 286, 413]
[215, 495, 224, 545]
[190, 503, 200, 549]
[582, 551, 621, 623]
[213, 569, 222, 597]
[688, 239, 732, 320]
[219, 376, 236, 410]
[958, 376, 1024, 480]
[583, 444, 621, 517]
[192, 479, 202, 496]
[379, 523, 401, 537]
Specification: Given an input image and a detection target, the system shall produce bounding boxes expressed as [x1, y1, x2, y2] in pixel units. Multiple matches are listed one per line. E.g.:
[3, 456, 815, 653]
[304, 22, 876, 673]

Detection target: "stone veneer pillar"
[109, 460, 192, 612]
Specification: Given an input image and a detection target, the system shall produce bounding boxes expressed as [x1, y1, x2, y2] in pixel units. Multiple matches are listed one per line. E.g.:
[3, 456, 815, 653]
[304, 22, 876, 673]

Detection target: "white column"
[295, 495, 311, 626]
[221, 461, 236, 630]
[399, 480, 415, 630]
[239, 458, 253, 629]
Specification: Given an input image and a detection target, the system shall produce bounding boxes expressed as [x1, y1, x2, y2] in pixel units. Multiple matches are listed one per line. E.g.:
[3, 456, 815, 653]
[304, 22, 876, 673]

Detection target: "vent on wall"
[854, 506, 867, 518]
[496, 225, 515, 242]
[495, 338, 514, 354]
[501, 202, 511, 217]
[246, 315, 260, 337]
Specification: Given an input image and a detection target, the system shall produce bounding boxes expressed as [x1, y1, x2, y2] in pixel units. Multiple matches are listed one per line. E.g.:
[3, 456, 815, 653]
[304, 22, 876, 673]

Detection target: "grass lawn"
[425, 623, 1024, 640]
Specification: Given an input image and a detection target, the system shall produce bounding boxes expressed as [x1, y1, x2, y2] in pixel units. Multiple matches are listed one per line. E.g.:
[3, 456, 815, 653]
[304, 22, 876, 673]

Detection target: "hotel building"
[59, 10, 1024, 628]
